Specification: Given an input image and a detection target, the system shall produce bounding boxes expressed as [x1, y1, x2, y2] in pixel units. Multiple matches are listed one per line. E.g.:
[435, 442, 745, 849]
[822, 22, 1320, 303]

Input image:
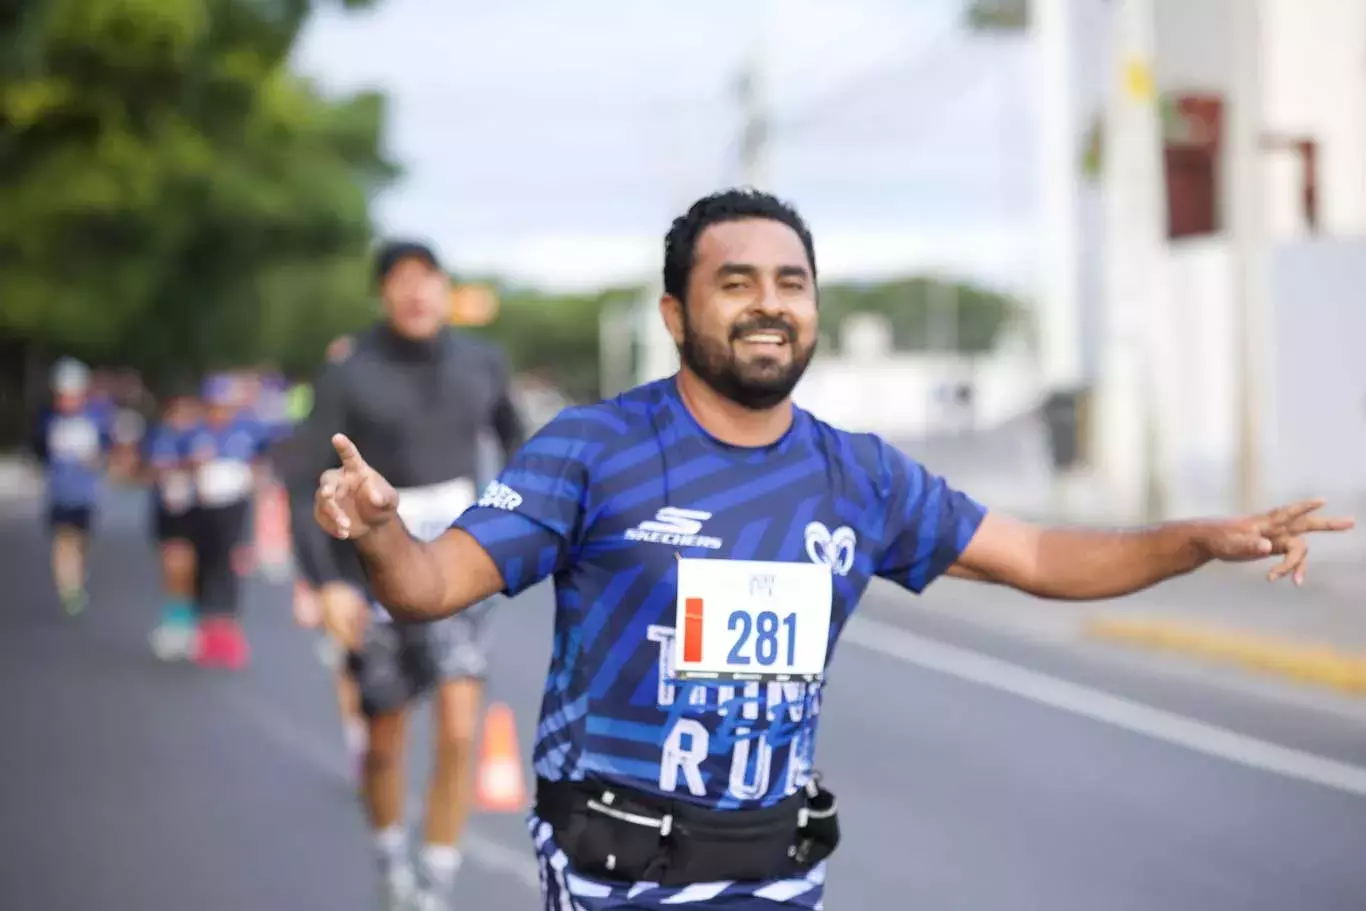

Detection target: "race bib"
[159, 470, 194, 513]
[196, 459, 253, 507]
[395, 478, 476, 543]
[672, 558, 833, 683]
[50, 418, 99, 462]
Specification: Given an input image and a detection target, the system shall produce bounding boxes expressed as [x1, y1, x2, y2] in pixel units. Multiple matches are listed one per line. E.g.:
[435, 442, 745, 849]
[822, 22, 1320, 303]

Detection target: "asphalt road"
[3, 490, 1365, 910]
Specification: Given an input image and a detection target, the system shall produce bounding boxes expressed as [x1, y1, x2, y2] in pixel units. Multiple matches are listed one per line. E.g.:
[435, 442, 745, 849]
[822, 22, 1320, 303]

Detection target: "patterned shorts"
[348, 602, 493, 717]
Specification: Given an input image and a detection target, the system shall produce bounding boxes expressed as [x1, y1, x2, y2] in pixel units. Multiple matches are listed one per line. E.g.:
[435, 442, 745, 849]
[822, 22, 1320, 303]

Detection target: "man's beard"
[678, 312, 815, 411]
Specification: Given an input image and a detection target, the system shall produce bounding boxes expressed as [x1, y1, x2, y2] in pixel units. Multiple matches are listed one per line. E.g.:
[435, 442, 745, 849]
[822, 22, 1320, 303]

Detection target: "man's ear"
[659, 294, 686, 347]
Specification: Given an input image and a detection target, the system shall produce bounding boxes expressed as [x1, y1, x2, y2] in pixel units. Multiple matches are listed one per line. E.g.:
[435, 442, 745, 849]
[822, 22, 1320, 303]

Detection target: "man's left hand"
[1193, 498, 1355, 585]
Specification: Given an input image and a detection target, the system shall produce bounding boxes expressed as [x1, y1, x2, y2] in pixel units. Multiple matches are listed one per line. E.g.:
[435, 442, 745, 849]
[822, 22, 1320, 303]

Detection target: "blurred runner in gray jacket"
[290, 239, 525, 910]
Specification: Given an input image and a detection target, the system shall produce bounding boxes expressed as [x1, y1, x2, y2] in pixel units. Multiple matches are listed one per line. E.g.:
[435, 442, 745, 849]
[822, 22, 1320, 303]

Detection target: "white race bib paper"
[159, 470, 194, 513]
[672, 558, 832, 683]
[395, 478, 476, 543]
[196, 459, 253, 507]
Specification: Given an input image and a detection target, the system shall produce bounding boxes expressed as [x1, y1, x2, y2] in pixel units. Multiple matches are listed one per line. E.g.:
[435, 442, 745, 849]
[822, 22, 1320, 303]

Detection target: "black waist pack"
[535, 775, 840, 887]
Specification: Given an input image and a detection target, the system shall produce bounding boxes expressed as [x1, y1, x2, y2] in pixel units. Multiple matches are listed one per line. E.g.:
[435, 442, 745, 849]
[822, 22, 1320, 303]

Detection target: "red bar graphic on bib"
[683, 598, 704, 663]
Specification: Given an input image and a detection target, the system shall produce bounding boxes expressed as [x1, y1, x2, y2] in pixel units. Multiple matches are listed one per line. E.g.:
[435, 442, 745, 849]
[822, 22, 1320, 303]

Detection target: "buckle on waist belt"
[535, 775, 840, 887]
[584, 789, 676, 838]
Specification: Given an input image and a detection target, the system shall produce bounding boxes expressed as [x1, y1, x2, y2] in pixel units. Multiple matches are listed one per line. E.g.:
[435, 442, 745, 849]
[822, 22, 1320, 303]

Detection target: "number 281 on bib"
[672, 558, 833, 683]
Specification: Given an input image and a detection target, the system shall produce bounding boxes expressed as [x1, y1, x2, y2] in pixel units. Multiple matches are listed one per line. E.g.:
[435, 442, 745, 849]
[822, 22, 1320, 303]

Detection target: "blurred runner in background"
[145, 384, 203, 661]
[31, 358, 111, 616]
[187, 373, 271, 669]
[272, 348, 368, 781]
[109, 368, 150, 477]
[295, 241, 524, 910]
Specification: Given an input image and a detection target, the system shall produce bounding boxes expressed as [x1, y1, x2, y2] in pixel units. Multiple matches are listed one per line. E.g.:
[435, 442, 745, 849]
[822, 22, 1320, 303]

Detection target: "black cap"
[374, 240, 441, 286]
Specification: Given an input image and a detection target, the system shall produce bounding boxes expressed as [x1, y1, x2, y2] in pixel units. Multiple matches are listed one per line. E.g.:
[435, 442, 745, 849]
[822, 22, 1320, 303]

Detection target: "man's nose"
[753, 279, 786, 315]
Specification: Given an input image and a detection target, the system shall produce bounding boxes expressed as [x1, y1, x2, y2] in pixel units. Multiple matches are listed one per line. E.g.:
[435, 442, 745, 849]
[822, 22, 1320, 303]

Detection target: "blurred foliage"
[820, 277, 1021, 354]
[467, 284, 639, 405]
[965, 0, 1030, 32]
[468, 277, 1023, 403]
[0, 0, 395, 387]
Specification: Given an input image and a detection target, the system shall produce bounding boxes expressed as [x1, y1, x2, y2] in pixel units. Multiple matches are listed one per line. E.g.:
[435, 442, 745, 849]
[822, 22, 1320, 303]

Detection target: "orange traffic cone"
[475, 702, 527, 813]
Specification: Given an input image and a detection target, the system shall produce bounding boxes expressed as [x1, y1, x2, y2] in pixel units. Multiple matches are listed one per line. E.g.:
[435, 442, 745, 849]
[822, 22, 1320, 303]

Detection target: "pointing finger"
[332, 434, 368, 473]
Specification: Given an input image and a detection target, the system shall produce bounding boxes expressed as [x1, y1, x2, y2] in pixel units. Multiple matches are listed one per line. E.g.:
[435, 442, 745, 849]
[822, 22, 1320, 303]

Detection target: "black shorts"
[154, 506, 196, 543]
[48, 504, 92, 534]
[288, 496, 367, 590]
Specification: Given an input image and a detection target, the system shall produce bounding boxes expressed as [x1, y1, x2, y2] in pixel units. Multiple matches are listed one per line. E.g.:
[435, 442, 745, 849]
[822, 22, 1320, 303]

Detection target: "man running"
[188, 373, 271, 669]
[32, 358, 111, 615]
[146, 385, 203, 660]
[296, 240, 525, 909]
[314, 188, 1354, 911]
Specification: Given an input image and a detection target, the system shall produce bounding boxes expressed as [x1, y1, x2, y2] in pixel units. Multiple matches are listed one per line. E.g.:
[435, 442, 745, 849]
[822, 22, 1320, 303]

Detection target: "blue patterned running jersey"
[453, 377, 986, 909]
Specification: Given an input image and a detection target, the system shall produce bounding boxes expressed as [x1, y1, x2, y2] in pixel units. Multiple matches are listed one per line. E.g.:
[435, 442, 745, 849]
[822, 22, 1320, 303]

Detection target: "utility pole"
[1034, 0, 1084, 392]
[1227, 0, 1268, 513]
[1033, 0, 1086, 517]
[736, 0, 770, 188]
[1094, 0, 1169, 523]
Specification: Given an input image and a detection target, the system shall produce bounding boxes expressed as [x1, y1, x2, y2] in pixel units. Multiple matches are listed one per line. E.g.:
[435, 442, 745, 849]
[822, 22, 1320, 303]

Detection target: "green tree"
[0, 0, 394, 389]
[469, 283, 640, 404]
[821, 277, 1022, 353]
[965, 0, 1030, 32]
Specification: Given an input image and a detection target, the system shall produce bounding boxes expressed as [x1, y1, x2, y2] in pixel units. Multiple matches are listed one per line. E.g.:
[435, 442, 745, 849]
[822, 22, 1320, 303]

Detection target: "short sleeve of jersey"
[145, 428, 180, 468]
[873, 439, 987, 594]
[452, 406, 600, 597]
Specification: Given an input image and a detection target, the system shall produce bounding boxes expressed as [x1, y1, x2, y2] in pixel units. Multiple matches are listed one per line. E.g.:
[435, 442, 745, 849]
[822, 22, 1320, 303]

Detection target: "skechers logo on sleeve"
[477, 481, 523, 511]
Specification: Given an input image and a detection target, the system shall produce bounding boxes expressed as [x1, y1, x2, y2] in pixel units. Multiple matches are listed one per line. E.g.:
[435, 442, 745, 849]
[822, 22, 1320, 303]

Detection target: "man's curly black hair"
[662, 188, 817, 305]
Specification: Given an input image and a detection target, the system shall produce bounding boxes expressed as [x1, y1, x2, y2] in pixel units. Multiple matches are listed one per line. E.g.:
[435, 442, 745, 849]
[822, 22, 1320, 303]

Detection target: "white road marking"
[843, 616, 1366, 798]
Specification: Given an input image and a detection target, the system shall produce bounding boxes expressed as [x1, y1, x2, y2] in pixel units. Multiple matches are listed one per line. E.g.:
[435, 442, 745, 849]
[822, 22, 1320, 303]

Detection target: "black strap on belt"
[535, 774, 840, 886]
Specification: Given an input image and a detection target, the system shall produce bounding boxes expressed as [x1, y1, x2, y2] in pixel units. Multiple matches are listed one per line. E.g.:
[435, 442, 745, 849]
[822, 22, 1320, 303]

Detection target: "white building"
[1139, 0, 1366, 514]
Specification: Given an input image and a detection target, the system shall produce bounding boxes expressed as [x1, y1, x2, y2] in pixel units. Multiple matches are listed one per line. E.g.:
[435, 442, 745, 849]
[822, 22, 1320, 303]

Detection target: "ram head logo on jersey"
[625, 506, 724, 549]
[804, 522, 856, 576]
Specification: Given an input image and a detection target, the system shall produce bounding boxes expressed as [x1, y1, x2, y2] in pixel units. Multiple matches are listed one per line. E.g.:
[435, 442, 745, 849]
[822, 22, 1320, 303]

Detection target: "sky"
[292, 0, 1050, 291]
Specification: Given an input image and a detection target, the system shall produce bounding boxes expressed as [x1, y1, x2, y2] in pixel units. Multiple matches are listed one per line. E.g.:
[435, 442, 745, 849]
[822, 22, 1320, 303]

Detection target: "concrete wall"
[1155, 236, 1366, 513]
[791, 350, 1041, 438]
[1265, 239, 1366, 505]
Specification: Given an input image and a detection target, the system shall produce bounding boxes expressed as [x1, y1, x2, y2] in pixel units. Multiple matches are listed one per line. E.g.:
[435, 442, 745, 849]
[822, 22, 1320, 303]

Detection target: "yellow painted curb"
[1082, 616, 1366, 695]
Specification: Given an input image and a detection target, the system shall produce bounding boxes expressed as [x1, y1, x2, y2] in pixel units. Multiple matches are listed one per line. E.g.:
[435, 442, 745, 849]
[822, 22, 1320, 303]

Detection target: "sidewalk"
[907, 553, 1366, 699]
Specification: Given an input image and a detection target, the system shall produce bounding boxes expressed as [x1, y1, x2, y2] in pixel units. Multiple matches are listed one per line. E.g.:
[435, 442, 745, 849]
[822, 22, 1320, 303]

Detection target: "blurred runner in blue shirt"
[31, 358, 111, 615]
[254, 369, 293, 443]
[145, 384, 203, 661]
[187, 372, 271, 670]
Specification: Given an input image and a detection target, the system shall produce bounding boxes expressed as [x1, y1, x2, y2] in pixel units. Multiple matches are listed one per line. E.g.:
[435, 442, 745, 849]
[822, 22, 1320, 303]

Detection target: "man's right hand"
[314, 433, 399, 541]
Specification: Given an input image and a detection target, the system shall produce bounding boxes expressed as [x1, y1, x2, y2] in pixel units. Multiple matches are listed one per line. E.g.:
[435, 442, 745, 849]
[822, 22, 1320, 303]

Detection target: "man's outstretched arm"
[948, 501, 1354, 600]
